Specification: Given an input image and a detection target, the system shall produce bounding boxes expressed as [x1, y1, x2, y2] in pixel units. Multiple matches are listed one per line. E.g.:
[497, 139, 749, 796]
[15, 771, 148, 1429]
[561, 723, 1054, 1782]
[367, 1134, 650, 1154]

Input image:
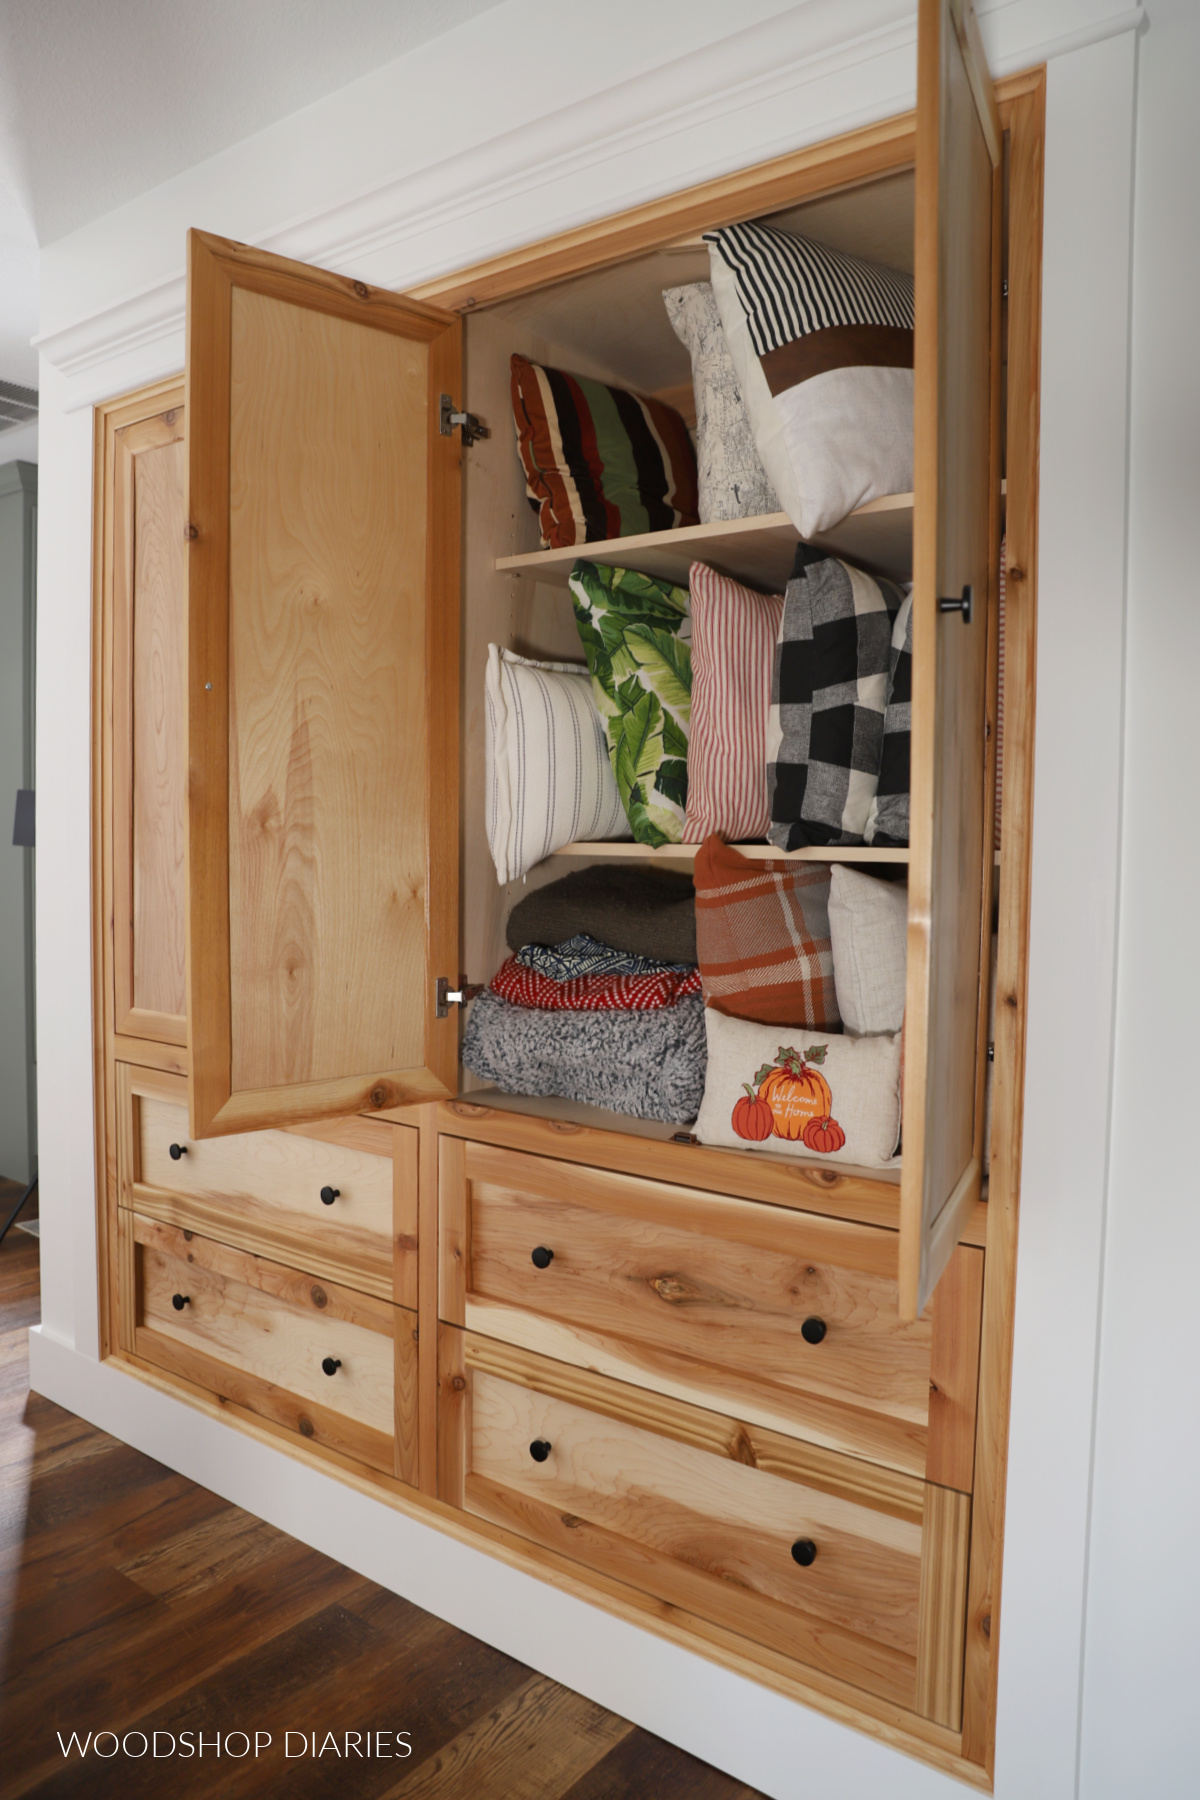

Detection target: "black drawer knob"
[171, 1293, 190, 1311]
[321, 1357, 342, 1377]
[801, 1317, 827, 1345]
[791, 1538, 818, 1567]
[530, 1246, 554, 1269]
[168, 1143, 188, 1161]
[320, 1186, 340, 1206]
[529, 1440, 552, 1463]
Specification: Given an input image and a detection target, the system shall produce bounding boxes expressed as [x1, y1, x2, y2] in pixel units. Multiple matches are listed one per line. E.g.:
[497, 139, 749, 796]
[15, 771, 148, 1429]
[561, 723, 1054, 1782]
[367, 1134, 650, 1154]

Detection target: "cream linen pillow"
[694, 1009, 902, 1168]
[827, 866, 908, 1035]
[484, 645, 630, 884]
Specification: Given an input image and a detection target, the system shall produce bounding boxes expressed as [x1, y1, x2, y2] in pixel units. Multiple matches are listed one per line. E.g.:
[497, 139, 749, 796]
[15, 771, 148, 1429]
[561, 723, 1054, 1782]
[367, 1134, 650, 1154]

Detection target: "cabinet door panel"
[185, 231, 462, 1137]
[111, 398, 188, 1043]
[902, 0, 1002, 1316]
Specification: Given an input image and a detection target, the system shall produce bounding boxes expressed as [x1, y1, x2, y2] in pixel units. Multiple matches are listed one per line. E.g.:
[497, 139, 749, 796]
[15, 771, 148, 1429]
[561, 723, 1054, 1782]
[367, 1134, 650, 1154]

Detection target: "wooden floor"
[0, 1226, 763, 1799]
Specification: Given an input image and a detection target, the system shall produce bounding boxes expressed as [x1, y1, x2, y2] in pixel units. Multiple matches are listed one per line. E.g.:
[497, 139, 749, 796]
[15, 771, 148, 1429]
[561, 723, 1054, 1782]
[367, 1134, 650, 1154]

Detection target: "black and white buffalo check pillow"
[864, 592, 913, 847]
[767, 547, 907, 849]
[704, 221, 914, 539]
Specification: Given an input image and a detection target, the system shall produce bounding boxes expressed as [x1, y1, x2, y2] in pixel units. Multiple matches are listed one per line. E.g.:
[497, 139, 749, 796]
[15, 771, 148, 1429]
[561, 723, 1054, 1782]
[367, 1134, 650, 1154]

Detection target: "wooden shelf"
[495, 496, 914, 593]
[554, 840, 910, 864]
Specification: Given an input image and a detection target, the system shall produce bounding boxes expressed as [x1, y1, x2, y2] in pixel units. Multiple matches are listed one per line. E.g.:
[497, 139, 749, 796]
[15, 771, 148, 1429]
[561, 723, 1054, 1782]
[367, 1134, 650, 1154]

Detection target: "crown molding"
[35, 0, 1143, 412]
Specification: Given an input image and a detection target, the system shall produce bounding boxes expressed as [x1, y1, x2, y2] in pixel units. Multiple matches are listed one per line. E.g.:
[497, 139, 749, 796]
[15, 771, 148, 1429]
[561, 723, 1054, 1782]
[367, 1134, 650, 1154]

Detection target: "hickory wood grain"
[959, 71, 1046, 1776]
[466, 1370, 923, 1707]
[111, 410, 189, 1035]
[132, 1217, 398, 1453]
[900, 0, 1000, 1318]
[463, 1331, 928, 1525]
[2, 1242, 757, 1800]
[98, 1316, 981, 1780]
[184, 229, 462, 1139]
[441, 1141, 982, 1483]
[93, 376, 190, 1360]
[116, 1062, 412, 1303]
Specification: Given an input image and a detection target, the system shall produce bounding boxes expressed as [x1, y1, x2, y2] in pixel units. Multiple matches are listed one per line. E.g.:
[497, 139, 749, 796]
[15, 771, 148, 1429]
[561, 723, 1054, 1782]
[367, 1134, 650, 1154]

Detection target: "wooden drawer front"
[128, 1215, 414, 1479]
[441, 1141, 982, 1484]
[119, 1066, 410, 1303]
[439, 1333, 970, 1726]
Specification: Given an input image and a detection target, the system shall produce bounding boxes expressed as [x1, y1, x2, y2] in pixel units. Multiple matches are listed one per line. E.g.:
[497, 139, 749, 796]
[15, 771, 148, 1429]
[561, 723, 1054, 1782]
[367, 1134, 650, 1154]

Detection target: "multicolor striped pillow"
[683, 562, 784, 843]
[511, 353, 698, 550]
[693, 835, 839, 1029]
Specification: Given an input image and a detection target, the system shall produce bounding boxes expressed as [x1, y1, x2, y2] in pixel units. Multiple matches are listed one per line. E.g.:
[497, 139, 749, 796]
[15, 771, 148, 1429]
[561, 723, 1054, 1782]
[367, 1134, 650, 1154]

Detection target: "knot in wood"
[560, 1514, 581, 1529]
[651, 1273, 697, 1305]
[298, 1416, 315, 1438]
[353, 280, 370, 299]
[310, 1285, 328, 1309]
[370, 1086, 387, 1108]
[451, 1375, 466, 1392]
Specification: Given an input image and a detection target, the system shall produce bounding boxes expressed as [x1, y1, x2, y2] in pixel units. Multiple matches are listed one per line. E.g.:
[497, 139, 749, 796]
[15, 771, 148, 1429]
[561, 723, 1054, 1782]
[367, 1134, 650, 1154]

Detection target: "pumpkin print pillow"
[568, 560, 692, 847]
[693, 1008, 901, 1167]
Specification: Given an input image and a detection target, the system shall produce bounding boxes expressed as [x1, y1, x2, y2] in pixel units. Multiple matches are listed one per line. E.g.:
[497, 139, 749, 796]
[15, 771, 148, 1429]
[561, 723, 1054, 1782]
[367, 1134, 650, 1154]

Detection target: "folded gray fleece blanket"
[505, 866, 696, 965]
[461, 990, 707, 1124]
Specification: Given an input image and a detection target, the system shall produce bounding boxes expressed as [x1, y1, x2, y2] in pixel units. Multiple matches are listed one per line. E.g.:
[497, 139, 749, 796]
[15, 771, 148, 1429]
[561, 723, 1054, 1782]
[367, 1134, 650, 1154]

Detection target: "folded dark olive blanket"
[461, 990, 707, 1124]
[505, 866, 697, 965]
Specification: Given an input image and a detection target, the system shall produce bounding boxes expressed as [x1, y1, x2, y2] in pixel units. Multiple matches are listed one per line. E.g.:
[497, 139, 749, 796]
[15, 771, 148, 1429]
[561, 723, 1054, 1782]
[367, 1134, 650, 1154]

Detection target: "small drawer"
[439, 1140, 982, 1484]
[438, 1331, 970, 1726]
[117, 1065, 413, 1303]
[125, 1214, 415, 1480]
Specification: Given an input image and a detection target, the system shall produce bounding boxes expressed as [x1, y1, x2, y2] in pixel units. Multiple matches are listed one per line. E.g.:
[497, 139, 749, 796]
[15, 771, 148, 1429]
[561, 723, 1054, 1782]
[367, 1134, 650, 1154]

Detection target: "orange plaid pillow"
[693, 836, 839, 1029]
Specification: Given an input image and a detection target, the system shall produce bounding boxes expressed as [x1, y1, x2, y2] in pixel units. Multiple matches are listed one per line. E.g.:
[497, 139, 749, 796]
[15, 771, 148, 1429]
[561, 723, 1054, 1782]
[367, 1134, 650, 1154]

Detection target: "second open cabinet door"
[900, 0, 1003, 1317]
[185, 230, 462, 1138]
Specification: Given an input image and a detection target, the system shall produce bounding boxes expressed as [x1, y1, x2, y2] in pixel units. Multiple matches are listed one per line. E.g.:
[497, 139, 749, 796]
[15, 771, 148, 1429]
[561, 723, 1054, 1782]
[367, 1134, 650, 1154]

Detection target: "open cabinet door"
[185, 231, 462, 1138]
[900, 0, 1002, 1317]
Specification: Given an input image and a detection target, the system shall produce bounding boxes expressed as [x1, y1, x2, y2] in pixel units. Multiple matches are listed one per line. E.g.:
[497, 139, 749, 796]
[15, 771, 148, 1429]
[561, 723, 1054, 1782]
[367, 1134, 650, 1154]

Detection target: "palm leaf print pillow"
[568, 561, 692, 847]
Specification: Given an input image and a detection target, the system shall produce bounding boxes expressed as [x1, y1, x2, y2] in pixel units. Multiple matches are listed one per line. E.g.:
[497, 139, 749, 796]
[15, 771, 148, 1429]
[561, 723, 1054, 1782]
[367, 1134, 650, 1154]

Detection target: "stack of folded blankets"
[461, 867, 707, 1124]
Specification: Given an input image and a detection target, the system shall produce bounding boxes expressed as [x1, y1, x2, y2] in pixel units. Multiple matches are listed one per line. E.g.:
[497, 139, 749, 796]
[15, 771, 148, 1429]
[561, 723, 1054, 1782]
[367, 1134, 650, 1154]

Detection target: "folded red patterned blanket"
[490, 956, 702, 1013]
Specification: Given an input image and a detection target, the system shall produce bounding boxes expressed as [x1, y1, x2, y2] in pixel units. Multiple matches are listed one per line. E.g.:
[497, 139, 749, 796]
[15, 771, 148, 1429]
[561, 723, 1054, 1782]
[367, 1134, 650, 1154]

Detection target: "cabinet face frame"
[91, 54, 1044, 1788]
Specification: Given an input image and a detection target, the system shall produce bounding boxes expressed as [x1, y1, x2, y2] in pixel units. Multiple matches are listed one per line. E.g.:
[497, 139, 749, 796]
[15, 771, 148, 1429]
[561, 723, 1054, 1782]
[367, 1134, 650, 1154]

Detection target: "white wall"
[26, 2, 1172, 1795]
[1078, 3, 1200, 1794]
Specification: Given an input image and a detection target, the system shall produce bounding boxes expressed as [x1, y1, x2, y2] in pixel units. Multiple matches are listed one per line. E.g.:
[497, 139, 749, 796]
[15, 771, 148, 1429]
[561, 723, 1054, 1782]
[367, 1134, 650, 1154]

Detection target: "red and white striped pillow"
[683, 562, 784, 843]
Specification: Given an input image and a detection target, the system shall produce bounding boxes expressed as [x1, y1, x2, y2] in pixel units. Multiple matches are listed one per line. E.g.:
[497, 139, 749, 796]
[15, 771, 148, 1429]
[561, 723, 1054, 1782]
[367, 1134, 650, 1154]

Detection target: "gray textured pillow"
[663, 282, 779, 524]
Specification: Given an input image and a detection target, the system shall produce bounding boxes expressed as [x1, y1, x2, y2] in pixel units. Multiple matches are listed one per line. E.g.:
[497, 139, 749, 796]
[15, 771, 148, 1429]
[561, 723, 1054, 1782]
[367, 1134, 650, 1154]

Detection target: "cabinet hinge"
[439, 394, 490, 446]
[436, 977, 484, 1018]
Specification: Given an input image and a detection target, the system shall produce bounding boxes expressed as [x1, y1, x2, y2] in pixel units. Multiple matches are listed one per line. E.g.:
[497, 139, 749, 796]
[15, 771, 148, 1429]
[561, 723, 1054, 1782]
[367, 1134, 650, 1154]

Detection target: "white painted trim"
[34, 0, 1145, 415]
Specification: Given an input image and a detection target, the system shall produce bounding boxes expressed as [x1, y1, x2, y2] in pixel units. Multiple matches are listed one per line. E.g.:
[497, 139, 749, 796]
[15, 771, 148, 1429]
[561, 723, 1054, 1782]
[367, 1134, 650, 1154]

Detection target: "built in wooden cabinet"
[93, 1, 1041, 1781]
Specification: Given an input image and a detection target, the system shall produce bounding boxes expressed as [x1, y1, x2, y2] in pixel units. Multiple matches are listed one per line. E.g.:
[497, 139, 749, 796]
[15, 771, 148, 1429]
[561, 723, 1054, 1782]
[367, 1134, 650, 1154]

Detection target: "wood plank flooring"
[0, 1229, 763, 1798]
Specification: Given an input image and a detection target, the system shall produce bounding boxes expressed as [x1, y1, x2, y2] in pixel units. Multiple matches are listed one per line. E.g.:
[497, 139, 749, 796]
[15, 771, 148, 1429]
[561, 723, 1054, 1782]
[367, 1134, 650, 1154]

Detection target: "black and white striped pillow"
[707, 222, 913, 354]
[705, 223, 915, 538]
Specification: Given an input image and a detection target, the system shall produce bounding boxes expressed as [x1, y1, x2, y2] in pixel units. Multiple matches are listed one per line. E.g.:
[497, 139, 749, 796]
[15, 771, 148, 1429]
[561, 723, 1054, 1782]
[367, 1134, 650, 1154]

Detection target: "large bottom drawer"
[124, 1214, 416, 1482]
[438, 1329, 970, 1728]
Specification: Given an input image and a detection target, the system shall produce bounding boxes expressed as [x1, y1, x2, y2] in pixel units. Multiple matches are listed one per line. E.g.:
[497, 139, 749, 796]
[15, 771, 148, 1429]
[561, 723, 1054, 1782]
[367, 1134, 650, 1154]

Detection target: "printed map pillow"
[663, 282, 779, 523]
[693, 1008, 902, 1167]
[569, 560, 692, 846]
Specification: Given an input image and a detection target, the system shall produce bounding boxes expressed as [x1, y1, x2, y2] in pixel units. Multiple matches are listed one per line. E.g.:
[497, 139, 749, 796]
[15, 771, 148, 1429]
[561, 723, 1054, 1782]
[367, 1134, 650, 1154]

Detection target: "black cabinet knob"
[171, 1293, 190, 1311]
[801, 1317, 827, 1345]
[790, 1538, 818, 1567]
[530, 1246, 554, 1269]
[529, 1439, 552, 1463]
[320, 1186, 340, 1206]
[321, 1357, 342, 1376]
[168, 1143, 188, 1161]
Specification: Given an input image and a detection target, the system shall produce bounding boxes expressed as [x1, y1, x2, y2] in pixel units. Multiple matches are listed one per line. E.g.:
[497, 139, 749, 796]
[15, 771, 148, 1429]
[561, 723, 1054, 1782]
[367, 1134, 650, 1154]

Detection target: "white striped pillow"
[485, 645, 630, 885]
[683, 563, 784, 843]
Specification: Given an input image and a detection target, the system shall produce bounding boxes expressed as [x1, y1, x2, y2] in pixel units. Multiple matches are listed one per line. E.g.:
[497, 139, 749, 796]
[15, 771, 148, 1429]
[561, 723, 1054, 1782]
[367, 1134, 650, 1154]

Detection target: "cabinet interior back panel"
[226, 288, 429, 1089]
[131, 433, 188, 1018]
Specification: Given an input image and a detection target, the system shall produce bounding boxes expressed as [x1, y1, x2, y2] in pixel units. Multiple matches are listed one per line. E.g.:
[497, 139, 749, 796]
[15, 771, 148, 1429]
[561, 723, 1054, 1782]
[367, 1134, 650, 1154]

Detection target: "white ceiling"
[0, 0, 507, 396]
